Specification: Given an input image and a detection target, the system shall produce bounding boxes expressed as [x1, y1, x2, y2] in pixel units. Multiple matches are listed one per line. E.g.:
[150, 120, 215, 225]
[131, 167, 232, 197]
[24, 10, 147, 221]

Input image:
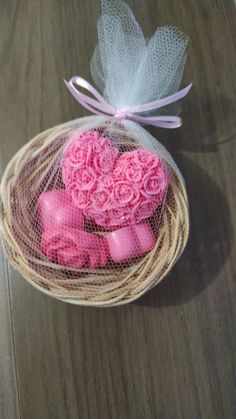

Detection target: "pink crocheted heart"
[62, 130, 169, 230]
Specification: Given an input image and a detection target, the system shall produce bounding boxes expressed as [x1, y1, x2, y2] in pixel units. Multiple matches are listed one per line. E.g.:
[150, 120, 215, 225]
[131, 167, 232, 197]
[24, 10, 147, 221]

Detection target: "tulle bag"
[0, 0, 191, 306]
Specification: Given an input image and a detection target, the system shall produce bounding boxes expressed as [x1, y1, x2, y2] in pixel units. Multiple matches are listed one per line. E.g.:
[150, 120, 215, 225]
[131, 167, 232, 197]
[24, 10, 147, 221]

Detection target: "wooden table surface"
[0, 1, 236, 418]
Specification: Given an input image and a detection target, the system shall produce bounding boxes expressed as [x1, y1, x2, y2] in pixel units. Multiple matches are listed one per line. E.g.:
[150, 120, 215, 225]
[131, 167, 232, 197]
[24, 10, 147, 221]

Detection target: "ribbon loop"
[65, 76, 192, 128]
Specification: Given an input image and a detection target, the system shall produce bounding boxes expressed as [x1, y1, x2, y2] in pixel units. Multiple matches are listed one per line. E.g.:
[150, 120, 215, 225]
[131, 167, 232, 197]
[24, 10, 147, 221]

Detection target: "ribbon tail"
[128, 83, 193, 113]
[129, 115, 182, 129]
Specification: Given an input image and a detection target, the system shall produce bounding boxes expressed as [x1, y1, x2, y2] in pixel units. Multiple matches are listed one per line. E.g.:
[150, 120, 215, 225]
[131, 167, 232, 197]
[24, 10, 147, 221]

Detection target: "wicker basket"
[0, 118, 189, 306]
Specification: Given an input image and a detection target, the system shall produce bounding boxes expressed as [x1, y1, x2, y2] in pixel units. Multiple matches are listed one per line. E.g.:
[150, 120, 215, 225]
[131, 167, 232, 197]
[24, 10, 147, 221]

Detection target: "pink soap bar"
[37, 190, 84, 231]
[41, 227, 109, 269]
[105, 222, 155, 263]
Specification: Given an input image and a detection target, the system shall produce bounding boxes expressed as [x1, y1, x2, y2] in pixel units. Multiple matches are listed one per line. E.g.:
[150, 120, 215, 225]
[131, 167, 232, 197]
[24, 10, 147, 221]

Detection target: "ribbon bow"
[64, 76, 192, 129]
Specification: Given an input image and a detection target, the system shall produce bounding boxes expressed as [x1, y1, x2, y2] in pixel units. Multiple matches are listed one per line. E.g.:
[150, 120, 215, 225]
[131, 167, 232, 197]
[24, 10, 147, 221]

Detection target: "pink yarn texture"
[62, 130, 169, 229]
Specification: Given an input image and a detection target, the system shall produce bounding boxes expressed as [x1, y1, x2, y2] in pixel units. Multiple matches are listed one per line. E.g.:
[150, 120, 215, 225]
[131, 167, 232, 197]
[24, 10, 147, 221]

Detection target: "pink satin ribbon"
[64, 76, 192, 129]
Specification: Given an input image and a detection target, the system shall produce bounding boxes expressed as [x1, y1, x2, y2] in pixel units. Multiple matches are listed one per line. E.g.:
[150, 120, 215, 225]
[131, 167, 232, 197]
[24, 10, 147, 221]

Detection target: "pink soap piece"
[133, 222, 156, 254]
[37, 190, 84, 231]
[105, 222, 155, 263]
[41, 227, 109, 269]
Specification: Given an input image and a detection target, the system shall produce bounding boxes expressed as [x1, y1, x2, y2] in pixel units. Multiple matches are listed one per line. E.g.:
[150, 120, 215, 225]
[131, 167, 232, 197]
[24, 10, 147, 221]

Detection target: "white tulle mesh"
[0, 0, 189, 305]
[91, 0, 188, 108]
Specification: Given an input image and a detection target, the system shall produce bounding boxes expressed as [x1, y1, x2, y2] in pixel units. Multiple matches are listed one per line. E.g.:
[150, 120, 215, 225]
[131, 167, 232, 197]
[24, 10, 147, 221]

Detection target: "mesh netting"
[0, 117, 189, 306]
[0, 0, 189, 306]
[91, 0, 187, 108]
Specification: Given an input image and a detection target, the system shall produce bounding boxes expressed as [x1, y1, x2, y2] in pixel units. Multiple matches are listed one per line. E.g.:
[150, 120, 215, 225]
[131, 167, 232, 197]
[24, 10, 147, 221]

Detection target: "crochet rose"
[62, 130, 169, 229]
[41, 228, 109, 269]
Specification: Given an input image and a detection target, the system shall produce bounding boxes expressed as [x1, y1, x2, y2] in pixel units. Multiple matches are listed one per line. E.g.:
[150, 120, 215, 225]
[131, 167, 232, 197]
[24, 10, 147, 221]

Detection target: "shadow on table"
[136, 156, 233, 308]
[148, 94, 236, 154]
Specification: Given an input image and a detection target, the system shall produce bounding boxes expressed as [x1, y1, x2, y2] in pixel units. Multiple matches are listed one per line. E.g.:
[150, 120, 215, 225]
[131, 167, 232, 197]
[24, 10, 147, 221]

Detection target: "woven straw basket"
[0, 118, 189, 307]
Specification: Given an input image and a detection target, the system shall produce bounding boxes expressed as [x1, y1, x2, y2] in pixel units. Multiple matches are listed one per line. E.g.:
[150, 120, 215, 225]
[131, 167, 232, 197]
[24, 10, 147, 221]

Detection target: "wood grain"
[0, 250, 21, 419]
[0, 0, 236, 418]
